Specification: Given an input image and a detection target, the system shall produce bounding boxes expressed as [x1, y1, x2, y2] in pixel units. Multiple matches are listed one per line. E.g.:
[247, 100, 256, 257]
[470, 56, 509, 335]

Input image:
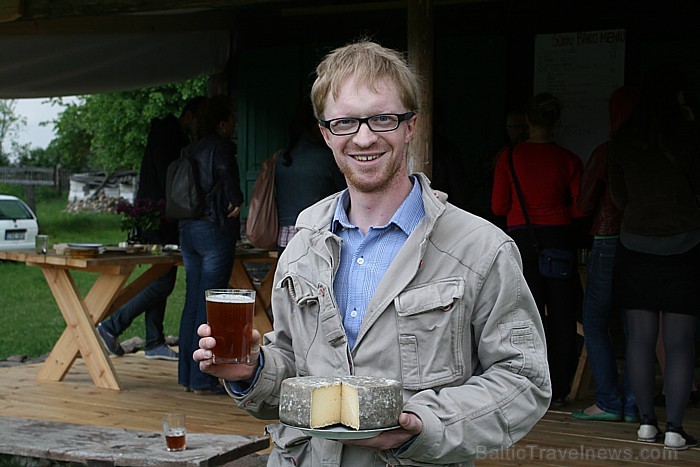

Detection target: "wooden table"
[0, 249, 182, 391]
[228, 248, 278, 336]
[0, 416, 269, 466]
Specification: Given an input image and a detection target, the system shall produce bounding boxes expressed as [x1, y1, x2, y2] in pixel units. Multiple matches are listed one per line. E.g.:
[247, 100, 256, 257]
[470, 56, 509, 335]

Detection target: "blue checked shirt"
[332, 176, 425, 349]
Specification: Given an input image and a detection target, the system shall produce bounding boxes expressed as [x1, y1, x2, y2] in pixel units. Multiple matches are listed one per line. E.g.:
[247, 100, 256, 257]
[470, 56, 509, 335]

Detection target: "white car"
[0, 194, 40, 251]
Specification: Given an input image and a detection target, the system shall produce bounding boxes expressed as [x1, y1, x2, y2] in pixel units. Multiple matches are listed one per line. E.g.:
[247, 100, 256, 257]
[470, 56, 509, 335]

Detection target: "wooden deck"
[1, 352, 698, 466]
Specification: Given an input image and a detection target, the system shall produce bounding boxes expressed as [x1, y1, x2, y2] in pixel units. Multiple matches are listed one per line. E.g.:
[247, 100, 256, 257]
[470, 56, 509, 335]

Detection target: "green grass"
[0, 190, 184, 359]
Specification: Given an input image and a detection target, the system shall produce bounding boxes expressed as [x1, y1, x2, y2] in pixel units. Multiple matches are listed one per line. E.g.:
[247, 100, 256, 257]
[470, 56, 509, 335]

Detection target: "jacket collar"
[296, 172, 447, 235]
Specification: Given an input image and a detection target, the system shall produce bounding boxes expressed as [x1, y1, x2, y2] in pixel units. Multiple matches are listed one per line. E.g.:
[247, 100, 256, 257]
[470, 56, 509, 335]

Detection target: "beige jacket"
[233, 173, 551, 466]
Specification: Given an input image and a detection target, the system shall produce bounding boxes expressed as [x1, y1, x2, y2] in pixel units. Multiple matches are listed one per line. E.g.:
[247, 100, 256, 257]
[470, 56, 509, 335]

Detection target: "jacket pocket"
[498, 320, 548, 388]
[394, 278, 466, 390]
[266, 424, 312, 466]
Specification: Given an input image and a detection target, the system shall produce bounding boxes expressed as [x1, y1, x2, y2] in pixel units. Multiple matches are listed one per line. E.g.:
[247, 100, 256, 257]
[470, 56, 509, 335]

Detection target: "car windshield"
[0, 200, 34, 220]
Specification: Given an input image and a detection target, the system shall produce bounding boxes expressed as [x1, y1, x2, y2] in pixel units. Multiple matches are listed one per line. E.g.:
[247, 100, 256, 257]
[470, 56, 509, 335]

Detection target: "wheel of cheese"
[279, 376, 403, 430]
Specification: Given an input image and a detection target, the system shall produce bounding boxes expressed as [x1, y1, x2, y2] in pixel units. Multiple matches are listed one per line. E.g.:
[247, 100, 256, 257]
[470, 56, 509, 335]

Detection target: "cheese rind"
[340, 376, 402, 430]
[279, 376, 402, 430]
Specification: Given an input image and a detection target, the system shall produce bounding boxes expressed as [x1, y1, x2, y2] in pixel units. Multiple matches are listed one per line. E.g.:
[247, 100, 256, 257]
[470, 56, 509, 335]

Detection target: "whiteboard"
[534, 29, 626, 163]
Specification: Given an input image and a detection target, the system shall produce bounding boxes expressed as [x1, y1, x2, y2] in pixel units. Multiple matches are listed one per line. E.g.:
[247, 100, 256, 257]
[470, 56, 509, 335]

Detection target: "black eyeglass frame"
[318, 111, 416, 136]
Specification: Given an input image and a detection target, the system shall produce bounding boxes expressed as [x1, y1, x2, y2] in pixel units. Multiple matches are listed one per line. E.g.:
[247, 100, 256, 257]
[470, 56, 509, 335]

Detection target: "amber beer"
[162, 413, 186, 452]
[206, 289, 256, 364]
[165, 431, 186, 451]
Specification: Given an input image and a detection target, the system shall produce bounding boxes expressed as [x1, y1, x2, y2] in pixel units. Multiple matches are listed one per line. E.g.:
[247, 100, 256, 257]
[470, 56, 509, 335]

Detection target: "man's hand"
[193, 324, 261, 381]
[342, 412, 423, 450]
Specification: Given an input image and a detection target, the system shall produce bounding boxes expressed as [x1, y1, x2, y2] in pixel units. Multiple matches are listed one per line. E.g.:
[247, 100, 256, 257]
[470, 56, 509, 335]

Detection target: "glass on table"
[163, 413, 186, 452]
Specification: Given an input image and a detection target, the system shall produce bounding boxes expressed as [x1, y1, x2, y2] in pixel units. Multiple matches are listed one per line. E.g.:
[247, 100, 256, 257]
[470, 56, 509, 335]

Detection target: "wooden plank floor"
[0, 352, 271, 442]
[1, 353, 699, 466]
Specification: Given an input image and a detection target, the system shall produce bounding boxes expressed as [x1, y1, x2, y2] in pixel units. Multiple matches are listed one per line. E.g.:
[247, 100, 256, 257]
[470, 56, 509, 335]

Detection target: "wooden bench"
[0, 416, 269, 466]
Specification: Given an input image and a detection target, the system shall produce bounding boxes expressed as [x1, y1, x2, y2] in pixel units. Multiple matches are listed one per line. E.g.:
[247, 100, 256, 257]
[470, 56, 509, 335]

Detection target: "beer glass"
[205, 289, 256, 364]
[35, 235, 49, 254]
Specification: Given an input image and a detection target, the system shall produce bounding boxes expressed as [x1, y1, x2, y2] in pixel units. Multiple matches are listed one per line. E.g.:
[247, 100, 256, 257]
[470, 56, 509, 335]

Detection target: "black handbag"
[507, 146, 574, 279]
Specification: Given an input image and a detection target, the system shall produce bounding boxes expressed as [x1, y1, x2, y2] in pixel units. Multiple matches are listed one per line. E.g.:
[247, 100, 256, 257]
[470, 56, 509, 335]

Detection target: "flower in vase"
[115, 198, 165, 243]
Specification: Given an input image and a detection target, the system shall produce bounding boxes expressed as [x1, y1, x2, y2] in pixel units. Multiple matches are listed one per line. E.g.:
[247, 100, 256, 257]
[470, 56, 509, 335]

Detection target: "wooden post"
[407, 0, 434, 179]
[54, 164, 62, 195]
[24, 185, 36, 213]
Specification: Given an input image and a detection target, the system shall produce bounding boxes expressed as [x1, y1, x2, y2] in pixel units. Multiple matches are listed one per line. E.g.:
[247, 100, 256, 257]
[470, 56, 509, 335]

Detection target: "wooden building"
[1, 0, 698, 220]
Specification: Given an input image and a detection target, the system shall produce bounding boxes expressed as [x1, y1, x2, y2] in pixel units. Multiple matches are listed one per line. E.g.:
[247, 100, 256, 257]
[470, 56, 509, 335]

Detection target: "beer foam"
[207, 293, 254, 304]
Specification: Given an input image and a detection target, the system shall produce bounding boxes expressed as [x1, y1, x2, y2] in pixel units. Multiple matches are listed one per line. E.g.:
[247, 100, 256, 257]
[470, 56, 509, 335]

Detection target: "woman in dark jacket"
[274, 100, 346, 254]
[178, 94, 244, 394]
[608, 69, 700, 450]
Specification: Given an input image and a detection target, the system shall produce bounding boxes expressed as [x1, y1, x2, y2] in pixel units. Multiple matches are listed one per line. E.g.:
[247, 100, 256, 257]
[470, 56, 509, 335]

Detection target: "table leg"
[256, 262, 275, 323]
[229, 259, 275, 335]
[108, 263, 174, 315]
[37, 267, 132, 390]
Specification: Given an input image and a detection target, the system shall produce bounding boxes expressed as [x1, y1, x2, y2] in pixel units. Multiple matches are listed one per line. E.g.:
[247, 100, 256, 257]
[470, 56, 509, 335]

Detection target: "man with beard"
[194, 41, 550, 466]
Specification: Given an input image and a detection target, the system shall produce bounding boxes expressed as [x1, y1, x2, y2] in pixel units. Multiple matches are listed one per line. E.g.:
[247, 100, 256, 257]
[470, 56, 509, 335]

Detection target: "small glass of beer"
[163, 413, 186, 452]
[205, 288, 256, 364]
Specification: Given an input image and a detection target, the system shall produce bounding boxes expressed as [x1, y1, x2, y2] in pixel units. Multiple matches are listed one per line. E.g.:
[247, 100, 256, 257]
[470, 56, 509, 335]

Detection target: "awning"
[0, 30, 230, 98]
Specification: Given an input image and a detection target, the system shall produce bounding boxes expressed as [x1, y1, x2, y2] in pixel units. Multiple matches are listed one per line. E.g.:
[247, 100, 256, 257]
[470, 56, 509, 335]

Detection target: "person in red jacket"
[492, 92, 586, 406]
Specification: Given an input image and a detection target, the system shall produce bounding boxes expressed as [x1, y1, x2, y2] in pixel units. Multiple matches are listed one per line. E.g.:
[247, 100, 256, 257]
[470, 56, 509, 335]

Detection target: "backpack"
[165, 147, 205, 219]
[245, 150, 281, 249]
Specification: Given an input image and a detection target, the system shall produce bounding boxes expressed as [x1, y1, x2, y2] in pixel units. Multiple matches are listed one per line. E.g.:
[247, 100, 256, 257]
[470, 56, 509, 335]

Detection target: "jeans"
[101, 266, 178, 350]
[178, 219, 237, 390]
[583, 237, 636, 418]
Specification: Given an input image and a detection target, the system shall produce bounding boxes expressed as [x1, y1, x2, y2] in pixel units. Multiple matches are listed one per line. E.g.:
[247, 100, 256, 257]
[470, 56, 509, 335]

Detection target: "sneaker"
[145, 344, 179, 361]
[637, 416, 662, 443]
[97, 323, 124, 356]
[665, 424, 698, 451]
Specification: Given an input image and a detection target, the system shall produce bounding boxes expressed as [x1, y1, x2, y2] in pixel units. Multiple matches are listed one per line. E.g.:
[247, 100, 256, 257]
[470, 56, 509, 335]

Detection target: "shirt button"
[357, 257, 365, 265]
[350, 309, 358, 318]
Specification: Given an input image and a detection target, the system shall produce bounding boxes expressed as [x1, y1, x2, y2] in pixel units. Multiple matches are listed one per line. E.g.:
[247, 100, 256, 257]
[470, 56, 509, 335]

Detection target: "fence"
[0, 166, 69, 211]
[0, 166, 69, 189]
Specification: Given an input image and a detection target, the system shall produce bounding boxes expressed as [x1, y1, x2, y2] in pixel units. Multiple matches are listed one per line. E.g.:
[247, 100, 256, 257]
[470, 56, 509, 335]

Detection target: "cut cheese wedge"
[279, 376, 402, 430]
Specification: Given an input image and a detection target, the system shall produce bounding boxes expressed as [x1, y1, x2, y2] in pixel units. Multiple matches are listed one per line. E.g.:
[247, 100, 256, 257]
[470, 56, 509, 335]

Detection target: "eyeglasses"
[318, 112, 415, 136]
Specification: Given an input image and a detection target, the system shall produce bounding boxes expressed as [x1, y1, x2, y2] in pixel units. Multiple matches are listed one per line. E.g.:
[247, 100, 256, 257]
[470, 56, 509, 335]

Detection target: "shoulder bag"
[246, 150, 281, 249]
[165, 146, 223, 220]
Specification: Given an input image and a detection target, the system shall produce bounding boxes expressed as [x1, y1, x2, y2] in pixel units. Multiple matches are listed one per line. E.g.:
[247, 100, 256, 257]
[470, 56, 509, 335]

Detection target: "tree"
[42, 99, 93, 172]
[0, 99, 27, 166]
[46, 77, 208, 173]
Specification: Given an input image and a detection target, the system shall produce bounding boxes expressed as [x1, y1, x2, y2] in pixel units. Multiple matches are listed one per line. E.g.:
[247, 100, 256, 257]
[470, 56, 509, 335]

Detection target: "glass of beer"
[163, 413, 186, 452]
[205, 288, 256, 364]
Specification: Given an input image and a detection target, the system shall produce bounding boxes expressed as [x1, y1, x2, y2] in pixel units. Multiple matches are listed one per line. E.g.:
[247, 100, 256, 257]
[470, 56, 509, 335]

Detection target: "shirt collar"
[331, 175, 424, 235]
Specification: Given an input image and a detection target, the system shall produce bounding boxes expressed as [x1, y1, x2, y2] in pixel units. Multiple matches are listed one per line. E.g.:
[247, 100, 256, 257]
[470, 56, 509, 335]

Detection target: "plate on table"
[66, 243, 104, 258]
[68, 243, 103, 249]
[281, 423, 400, 440]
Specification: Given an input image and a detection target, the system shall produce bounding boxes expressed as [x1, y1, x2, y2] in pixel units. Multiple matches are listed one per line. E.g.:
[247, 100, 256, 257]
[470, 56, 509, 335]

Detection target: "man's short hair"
[310, 41, 421, 120]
